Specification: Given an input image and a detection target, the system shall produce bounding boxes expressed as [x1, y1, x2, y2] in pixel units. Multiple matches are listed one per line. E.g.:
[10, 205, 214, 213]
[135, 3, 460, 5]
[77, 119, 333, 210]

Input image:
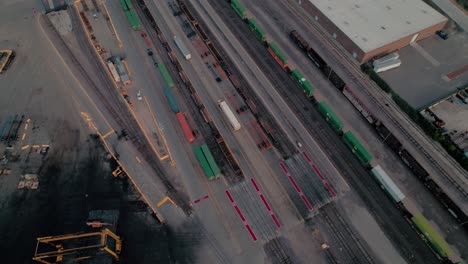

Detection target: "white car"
[137, 91, 143, 101]
[296, 141, 303, 148]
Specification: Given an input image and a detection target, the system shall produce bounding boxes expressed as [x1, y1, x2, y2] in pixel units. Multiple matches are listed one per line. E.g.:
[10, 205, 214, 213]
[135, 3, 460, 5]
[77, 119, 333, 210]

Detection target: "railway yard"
[0, 0, 467, 263]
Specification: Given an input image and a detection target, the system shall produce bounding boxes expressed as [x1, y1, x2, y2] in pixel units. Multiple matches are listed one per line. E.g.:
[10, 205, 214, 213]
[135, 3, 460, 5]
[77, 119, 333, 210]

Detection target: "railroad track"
[135, 0, 244, 182]
[320, 204, 375, 264]
[180, 0, 296, 158]
[44, 8, 192, 215]
[201, 1, 442, 263]
[232, 181, 293, 263]
[281, 0, 468, 199]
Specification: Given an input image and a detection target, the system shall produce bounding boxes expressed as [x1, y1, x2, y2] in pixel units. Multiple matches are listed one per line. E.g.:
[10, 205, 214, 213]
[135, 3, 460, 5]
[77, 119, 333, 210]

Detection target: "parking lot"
[379, 30, 468, 110]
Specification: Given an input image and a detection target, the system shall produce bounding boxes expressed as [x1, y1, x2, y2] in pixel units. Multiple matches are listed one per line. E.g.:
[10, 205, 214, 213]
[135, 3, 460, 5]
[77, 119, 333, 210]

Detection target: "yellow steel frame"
[0, 50, 13, 73]
[32, 228, 121, 264]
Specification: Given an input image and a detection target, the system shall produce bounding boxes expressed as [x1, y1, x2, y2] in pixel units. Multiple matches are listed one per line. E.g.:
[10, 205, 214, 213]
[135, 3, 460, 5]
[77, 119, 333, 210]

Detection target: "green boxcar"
[248, 18, 266, 42]
[342, 131, 372, 165]
[194, 146, 215, 179]
[300, 80, 314, 97]
[411, 214, 453, 258]
[201, 144, 221, 177]
[158, 63, 174, 88]
[163, 86, 179, 113]
[268, 42, 288, 65]
[317, 101, 343, 133]
[291, 69, 304, 83]
[230, 0, 247, 20]
[290, 69, 313, 97]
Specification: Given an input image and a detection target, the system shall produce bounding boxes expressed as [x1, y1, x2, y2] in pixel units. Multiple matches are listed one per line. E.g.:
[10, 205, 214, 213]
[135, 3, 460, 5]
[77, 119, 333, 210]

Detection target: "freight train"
[227, 0, 463, 261]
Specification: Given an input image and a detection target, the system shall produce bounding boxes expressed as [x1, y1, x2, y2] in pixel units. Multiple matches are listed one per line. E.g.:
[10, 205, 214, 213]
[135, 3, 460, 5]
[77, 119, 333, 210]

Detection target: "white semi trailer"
[174, 35, 191, 60]
[218, 100, 241, 131]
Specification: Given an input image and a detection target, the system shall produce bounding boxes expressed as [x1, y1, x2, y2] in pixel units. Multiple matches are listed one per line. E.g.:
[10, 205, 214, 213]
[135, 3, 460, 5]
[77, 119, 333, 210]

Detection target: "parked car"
[436, 30, 448, 40]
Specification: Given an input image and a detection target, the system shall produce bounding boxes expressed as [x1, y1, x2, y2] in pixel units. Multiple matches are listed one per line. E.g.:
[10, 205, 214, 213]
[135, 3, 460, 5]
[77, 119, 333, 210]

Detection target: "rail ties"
[320, 204, 375, 264]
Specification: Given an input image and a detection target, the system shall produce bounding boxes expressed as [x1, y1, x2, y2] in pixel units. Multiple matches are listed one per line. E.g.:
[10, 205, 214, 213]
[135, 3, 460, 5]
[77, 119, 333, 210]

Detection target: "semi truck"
[174, 36, 191, 60]
[218, 100, 241, 131]
[106, 60, 121, 83]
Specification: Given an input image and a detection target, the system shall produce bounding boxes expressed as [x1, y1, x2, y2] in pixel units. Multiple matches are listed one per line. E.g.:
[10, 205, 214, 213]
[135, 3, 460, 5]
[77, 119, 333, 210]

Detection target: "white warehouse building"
[303, 0, 448, 63]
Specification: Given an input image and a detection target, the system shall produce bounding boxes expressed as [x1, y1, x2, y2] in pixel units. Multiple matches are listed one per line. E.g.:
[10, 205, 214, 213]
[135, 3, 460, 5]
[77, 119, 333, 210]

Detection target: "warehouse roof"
[308, 0, 447, 52]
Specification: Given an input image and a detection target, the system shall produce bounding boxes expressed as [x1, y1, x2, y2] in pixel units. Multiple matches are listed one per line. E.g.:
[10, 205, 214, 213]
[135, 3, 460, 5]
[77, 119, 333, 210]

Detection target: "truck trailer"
[373, 59, 401, 73]
[174, 36, 191, 60]
[106, 60, 121, 83]
[218, 100, 241, 131]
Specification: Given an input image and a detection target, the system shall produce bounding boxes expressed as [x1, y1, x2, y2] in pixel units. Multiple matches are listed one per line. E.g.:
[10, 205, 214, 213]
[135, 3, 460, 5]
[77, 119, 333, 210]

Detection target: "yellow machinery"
[0, 50, 15, 73]
[32, 228, 122, 264]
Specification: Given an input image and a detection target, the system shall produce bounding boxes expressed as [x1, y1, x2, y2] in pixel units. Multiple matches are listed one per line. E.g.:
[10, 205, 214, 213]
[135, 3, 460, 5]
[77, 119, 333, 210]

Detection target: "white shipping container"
[373, 52, 399, 65]
[174, 36, 191, 60]
[374, 59, 401, 73]
[218, 100, 241, 131]
[106, 60, 121, 83]
[371, 165, 406, 203]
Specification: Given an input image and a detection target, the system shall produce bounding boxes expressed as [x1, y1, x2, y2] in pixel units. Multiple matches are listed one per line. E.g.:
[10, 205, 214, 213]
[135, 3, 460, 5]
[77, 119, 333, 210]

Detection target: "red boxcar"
[176, 113, 195, 143]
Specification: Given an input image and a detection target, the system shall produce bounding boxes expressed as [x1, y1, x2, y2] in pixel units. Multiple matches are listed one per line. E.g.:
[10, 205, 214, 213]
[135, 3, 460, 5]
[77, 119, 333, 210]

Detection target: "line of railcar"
[227, 0, 372, 166]
[225, 1, 463, 261]
[138, 0, 245, 181]
[287, 27, 468, 231]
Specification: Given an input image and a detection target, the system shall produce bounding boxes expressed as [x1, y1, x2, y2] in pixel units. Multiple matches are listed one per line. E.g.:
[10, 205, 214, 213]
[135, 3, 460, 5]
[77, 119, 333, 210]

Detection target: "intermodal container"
[120, 0, 141, 30]
[106, 60, 121, 83]
[119, 0, 130, 11]
[163, 86, 179, 113]
[113, 57, 131, 85]
[176, 113, 195, 143]
[194, 146, 215, 179]
[158, 63, 174, 88]
[248, 18, 266, 42]
[174, 36, 191, 60]
[218, 100, 241, 131]
[342, 131, 372, 165]
[317, 101, 343, 133]
[267, 42, 288, 68]
[201, 144, 221, 177]
[230, 0, 247, 20]
[127, 10, 142, 31]
[411, 214, 453, 258]
[370, 165, 405, 203]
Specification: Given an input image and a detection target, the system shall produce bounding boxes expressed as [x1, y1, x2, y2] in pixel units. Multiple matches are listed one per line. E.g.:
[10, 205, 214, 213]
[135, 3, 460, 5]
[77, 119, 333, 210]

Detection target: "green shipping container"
[248, 18, 266, 42]
[411, 214, 453, 258]
[194, 146, 215, 179]
[124, 0, 134, 9]
[158, 63, 174, 88]
[119, 0, 130, 11]
[231, 0, 247, 20]
[317, 101, 343, 133]
[268, 42, 288, 64]
[342, 131, 372, 165]
[163, 86, 179, 113]
[128, 10, 142, 30]
[201, 144, 221, 177]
